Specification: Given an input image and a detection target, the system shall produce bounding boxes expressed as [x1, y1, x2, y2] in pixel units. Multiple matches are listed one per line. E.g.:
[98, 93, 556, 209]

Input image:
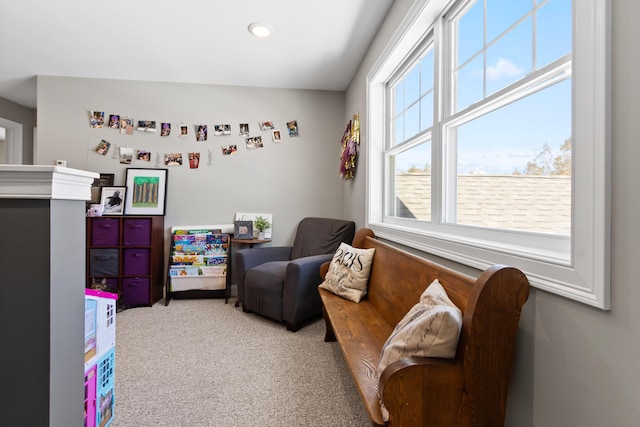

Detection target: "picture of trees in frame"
[124, 168, 168, 215]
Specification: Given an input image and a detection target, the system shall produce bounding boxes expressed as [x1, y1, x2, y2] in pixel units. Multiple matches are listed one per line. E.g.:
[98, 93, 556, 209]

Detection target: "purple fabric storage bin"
[122, 277, 149, 306]
[91, 218, 120, 246]
[89, 249, 119, 276]
[122, 218, 152, 246]
[122, 248, 150, 275]
[104, 277, 119, 294]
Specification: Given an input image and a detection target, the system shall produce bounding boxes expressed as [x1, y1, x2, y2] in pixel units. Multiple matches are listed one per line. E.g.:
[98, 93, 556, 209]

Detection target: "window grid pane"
[391, 140, 432, 220]
[446, 0, 572, 235]
[391, 47, 435, 147]
[453, 0, 570, 113]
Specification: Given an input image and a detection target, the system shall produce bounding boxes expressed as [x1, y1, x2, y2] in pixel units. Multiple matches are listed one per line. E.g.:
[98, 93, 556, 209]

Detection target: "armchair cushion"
[235, 246, 292, 307]
[244, 261, 290, 321]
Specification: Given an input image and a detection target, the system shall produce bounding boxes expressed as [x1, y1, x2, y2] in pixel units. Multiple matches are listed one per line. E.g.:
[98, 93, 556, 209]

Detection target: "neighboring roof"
[395, 174, 571, 235]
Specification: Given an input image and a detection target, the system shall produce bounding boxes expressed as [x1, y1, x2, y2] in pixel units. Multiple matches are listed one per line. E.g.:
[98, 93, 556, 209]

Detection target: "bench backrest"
[356, 230, 476, 328]
[355, 228, 530, 425]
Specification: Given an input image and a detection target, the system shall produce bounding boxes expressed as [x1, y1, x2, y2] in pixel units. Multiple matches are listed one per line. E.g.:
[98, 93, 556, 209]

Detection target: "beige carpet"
[111, 298, 370, 426]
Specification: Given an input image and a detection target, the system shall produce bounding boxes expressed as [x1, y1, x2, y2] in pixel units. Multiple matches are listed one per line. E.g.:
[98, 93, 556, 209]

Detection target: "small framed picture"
[90, 173, 114, 205]
[234, 221, 254, 239]
[100, 186, 126, 215]
[124, 168, 168, 216]
[272, 129, 282, 142]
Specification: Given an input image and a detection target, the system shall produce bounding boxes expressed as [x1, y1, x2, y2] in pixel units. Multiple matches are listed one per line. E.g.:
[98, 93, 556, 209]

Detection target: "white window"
[367, 0, 610, 309]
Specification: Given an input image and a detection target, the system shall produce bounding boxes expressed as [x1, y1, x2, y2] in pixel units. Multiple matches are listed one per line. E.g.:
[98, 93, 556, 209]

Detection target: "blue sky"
[395, 0, 572, 175]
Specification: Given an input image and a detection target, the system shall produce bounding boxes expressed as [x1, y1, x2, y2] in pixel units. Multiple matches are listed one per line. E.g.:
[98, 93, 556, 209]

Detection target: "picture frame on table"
[100, 186, 126, 215]
[235, 212, 273, 239]
[234, 221, 254, 240]
[124, 168, 168, 216]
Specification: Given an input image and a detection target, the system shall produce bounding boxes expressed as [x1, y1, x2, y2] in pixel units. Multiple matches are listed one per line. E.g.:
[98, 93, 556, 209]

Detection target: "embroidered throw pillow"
[376, 279, 462, 421]
[318, 242, 375, 303]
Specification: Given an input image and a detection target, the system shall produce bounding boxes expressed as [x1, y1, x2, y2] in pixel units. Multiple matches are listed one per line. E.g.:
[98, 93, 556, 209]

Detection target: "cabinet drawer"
[122, 277, 149, 306]
[90, 218, 120, 247]
[89, 249, 119, 276]
[122, 218, 152, 246]
[122, 248, 151, 275]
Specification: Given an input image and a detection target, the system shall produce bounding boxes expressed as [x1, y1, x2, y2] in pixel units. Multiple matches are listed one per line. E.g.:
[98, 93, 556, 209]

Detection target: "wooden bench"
[318, 228, 530, 426]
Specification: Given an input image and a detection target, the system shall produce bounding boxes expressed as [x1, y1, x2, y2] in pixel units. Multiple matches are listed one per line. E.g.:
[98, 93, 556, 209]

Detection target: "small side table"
[231, 237, 272, 248]
[230, 238, 272, 306]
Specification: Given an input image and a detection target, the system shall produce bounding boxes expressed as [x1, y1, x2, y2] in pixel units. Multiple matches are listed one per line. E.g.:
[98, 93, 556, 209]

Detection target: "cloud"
[486, 58, 523, 81]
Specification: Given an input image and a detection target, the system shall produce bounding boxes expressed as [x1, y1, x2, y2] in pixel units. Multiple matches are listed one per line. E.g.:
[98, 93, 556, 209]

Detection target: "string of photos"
[340, 112, 360, 180]
[89, 111, 300, 169]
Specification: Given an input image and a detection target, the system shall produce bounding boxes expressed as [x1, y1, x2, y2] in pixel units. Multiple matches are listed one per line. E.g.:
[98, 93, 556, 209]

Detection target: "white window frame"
[366, 0, 611, 309]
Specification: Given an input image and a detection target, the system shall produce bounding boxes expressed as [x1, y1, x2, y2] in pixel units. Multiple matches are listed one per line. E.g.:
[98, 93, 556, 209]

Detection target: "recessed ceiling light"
[248, 22, 272, 38]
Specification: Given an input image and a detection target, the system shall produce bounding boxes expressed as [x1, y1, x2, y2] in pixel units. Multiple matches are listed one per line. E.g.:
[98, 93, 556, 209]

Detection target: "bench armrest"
[319, 261, 330, 279]
[380, 357, 463, 426]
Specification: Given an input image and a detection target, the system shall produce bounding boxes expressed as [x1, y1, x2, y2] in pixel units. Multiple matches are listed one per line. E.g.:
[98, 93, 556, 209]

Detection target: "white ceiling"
[0, 0, 393, 109]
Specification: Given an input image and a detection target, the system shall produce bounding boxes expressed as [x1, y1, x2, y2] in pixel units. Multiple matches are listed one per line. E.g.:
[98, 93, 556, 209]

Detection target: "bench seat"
[320, 291, 393, 425]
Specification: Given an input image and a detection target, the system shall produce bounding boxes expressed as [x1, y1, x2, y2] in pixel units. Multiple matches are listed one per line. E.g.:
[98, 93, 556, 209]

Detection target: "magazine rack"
[165, 225, 231, 305]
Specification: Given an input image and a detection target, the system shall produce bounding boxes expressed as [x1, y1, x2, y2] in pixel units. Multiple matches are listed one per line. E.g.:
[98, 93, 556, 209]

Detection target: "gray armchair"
[235, 217, 355, 331]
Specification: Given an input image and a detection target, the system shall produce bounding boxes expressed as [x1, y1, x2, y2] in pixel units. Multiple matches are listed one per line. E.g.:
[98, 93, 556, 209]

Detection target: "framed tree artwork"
[124, 168, 168, 216]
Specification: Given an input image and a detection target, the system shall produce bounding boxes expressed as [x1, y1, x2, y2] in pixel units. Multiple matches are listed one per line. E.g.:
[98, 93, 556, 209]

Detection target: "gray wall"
[345, 0, 640, 426]
[36, 76, 347, 246]
[0, 95, 36, 163]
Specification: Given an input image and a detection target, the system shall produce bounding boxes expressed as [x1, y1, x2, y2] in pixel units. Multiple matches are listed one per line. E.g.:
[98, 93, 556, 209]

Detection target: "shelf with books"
[166, 226, 231, 305]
